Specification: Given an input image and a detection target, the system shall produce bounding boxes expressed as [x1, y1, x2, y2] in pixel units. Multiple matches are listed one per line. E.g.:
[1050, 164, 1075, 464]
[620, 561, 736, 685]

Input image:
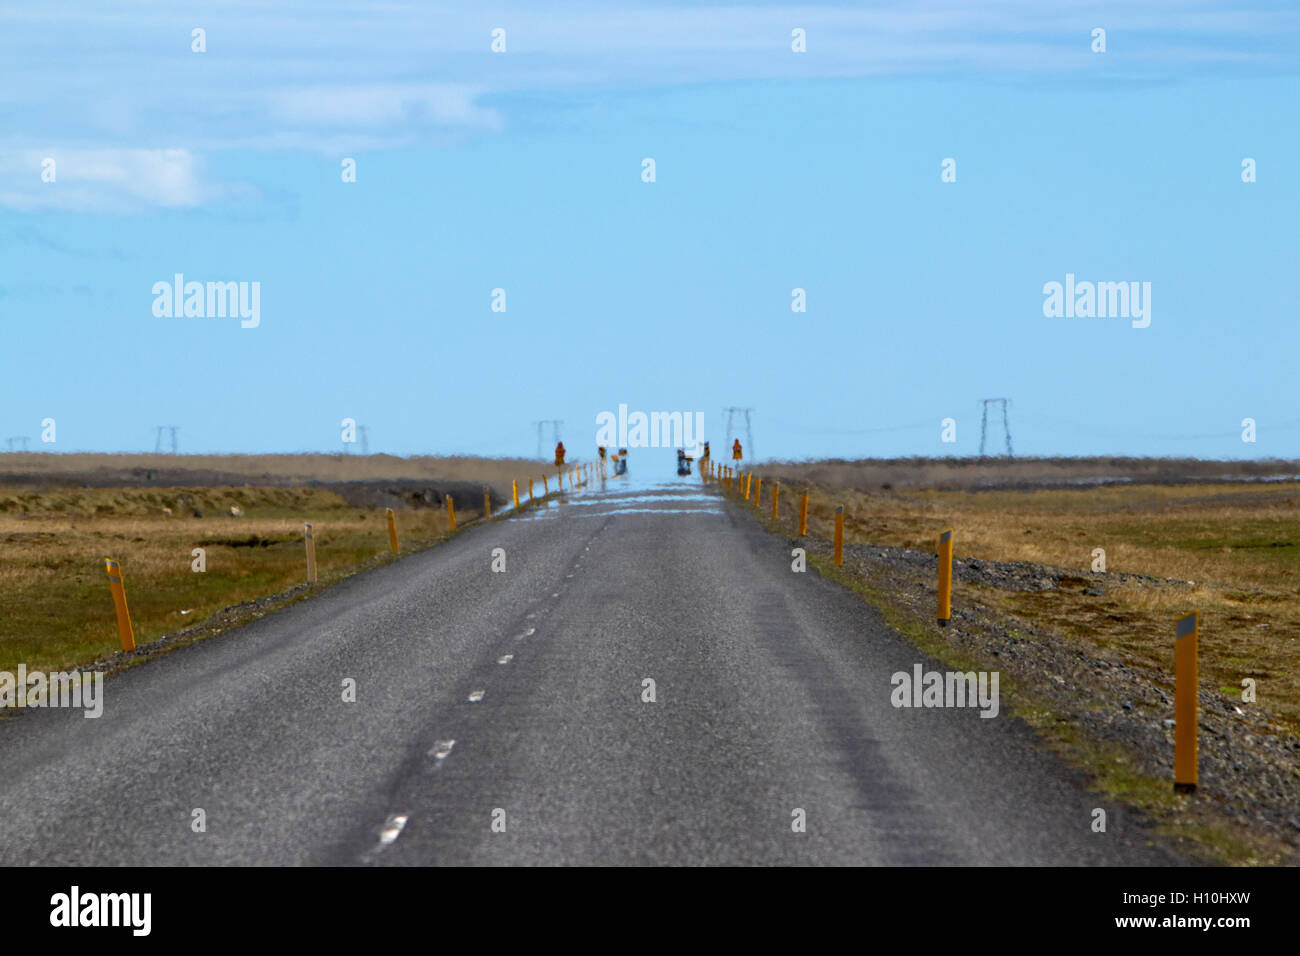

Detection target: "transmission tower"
[357, 425, 369, 456]
[722, 406, 754, 460]
[978, 399, 1013, 457]
[5, 436, 30, 451]
[533, 419, 563, 457]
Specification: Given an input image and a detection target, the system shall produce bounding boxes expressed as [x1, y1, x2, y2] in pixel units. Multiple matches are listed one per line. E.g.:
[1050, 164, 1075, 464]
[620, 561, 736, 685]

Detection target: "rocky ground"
[796, 534, 1300, 863]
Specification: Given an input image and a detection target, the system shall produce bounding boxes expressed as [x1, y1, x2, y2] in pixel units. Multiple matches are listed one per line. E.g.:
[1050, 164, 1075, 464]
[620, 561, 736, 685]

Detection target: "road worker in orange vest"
[732, 439, 742, 461]
[555, 442, 566, 466]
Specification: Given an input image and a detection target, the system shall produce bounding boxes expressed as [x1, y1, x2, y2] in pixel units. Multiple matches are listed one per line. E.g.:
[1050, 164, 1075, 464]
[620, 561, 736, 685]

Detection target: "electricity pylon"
[978, 399, 1013, 457]
[154, 425, 179, 454]
[722, 407, 754, 460]
[533, 419, 563, 457]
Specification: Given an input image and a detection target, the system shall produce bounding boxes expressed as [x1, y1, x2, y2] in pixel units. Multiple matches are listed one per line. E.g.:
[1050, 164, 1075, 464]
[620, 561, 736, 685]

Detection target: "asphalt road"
[0, 469, 1186, 865]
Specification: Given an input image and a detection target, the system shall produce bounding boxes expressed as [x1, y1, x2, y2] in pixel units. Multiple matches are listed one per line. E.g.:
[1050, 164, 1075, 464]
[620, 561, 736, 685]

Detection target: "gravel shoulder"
[780, 533, 1300, 864]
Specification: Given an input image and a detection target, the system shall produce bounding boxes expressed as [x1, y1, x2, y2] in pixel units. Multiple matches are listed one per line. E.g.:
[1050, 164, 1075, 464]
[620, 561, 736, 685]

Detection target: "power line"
[763, 417, 932, 436]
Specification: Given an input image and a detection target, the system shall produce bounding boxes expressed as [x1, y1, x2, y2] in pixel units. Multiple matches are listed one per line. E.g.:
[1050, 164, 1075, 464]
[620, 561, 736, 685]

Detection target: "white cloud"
[0, 149, 255, 214]
[0, 1, 1294, 211]
[268, 84, 502, 131]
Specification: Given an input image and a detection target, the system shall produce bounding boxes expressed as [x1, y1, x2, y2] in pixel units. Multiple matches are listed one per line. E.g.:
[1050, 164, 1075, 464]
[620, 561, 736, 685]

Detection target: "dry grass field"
[0, 453, 565, 676]
[763, 455, 1300, 490]
[752, 459, 1300, 736]
[0, 451, 554, 490]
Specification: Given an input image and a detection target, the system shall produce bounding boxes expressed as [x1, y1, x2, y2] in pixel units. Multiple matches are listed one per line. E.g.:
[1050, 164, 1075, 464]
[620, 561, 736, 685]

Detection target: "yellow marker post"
[937, 529, 953, 626]
[771, 482, 780, 522]
[1175, 611, 1199, 793]
[513, 480, 520, 509]
[483, 488, 492, 518]
[103, 559, 135, 652]
[446, 495, 456, 533]
[744, 474, 751, 502]
[304, 523, 318, 585]
[386, 508, 399, 553]
[799, 491, 809, 536]
[528, 477, 534, 503]
[833, 507, 843, 566]
[753, 476, 762, 508]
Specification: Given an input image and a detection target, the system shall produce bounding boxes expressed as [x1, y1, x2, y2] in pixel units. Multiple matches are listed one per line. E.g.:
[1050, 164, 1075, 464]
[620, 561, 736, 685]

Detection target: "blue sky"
[2, 1, 1298, 462]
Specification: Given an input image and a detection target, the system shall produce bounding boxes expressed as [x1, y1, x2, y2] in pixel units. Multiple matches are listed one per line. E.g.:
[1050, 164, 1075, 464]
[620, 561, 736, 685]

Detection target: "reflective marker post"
[386, 508, 399, 553]
[103, 559, 136, 652]
[937, 529, 953, 626]
[304, 523, 318, 584]
[833, 506, 843, 566]
[1175, 611, 1199, 793]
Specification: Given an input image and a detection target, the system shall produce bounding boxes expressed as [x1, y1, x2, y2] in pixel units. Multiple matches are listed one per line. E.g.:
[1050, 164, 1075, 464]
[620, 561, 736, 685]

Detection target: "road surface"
[0, 470, 1185, 865]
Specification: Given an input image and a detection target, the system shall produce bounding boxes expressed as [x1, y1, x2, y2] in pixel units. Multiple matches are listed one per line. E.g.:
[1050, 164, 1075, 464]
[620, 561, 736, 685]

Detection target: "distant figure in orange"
[732, 439, 742, 461]
[555, 442, 566, 466]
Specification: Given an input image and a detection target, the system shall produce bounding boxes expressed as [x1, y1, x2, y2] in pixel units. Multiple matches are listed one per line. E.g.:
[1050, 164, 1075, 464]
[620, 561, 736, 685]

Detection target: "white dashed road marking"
[429, 740, 455, 760]
[378, 813, 408, 846]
